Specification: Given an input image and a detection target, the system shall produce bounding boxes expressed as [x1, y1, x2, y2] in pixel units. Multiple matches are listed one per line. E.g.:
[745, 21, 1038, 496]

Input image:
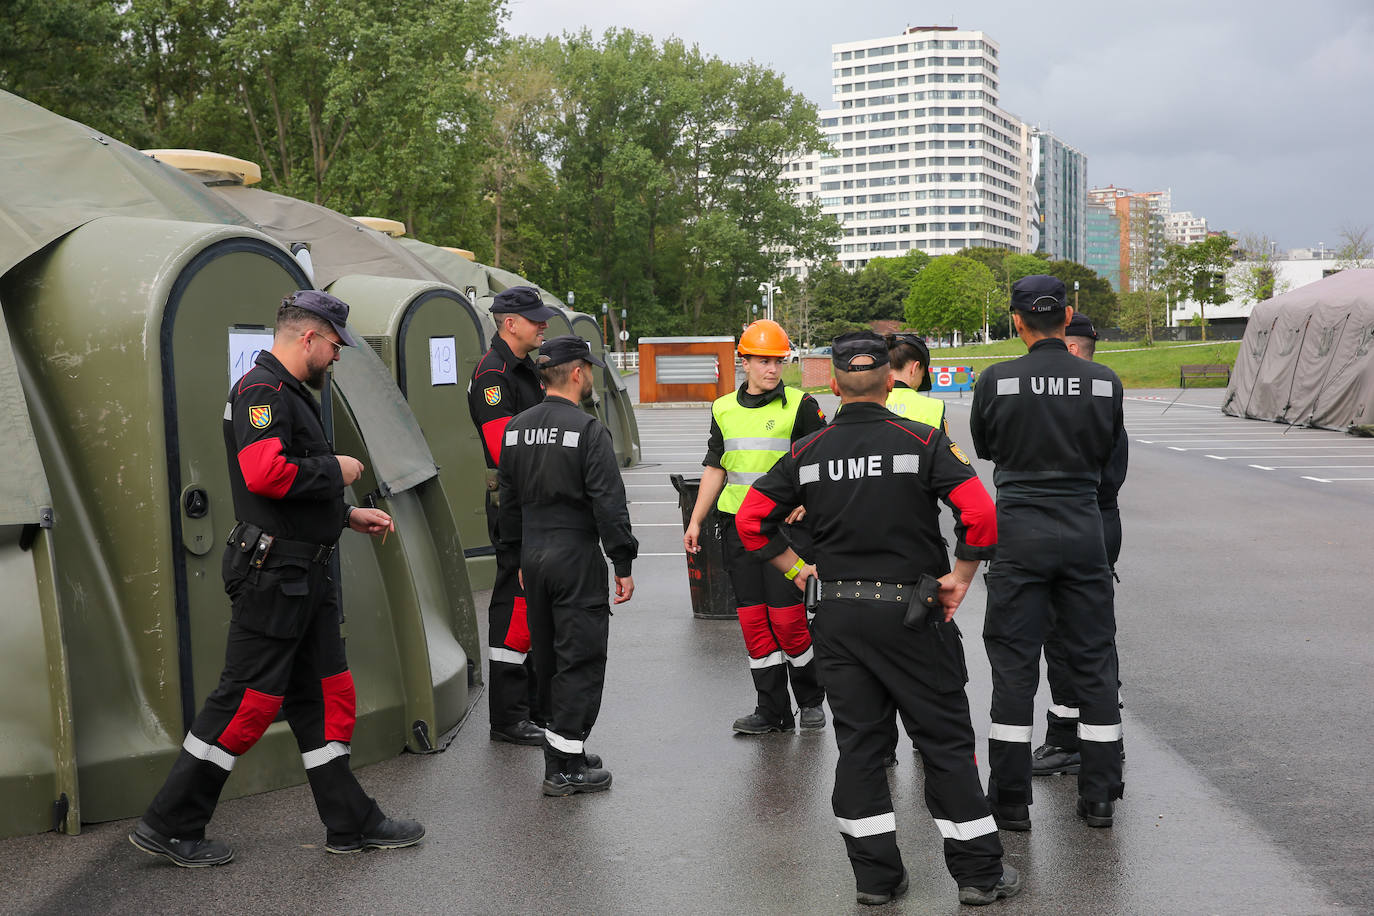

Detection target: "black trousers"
[1043, 507, 1123, 749]
[143, 546, 381, 843]
[984, 498, 1123, 806]
[812, 597, 1003, 895]
[522, 541, 611, 775]
[721, 518, 824, 720]
[487, 495, 541, 727]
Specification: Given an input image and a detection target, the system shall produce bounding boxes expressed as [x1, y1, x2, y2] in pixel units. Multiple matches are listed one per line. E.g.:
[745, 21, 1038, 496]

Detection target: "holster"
[903, 573, 942, 630]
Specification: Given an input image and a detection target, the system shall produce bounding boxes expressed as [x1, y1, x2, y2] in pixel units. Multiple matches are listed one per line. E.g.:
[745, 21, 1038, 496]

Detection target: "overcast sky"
[504, 0, 1373, 252]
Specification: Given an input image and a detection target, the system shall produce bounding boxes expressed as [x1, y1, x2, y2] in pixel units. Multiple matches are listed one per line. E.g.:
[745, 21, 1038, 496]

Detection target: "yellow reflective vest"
[886, 385, 948, 433]
[712, 386, 806, 514]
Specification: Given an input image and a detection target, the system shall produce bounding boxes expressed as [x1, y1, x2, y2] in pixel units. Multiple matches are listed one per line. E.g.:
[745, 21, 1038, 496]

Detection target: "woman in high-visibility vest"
[885, 333, 949, 434]
[684, 320, 828, 734]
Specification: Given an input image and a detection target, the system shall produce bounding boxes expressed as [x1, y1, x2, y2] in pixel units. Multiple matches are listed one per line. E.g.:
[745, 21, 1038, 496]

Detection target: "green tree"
[866, 249, 930, 287]
[855, 261, 908, 321]
[1117, 290, 1165, 344]
[1042, 260, 1118, 329]
[905, 255, 997, 340]
[1231, 232, 1289, 303]
[1162, 234, 1234, 340]
[1333, 224, 1373, 272]
[0, 0, 141, 136]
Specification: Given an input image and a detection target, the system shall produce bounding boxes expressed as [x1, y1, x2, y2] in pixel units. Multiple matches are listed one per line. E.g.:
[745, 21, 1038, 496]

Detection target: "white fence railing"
[608, 350, 639, 371]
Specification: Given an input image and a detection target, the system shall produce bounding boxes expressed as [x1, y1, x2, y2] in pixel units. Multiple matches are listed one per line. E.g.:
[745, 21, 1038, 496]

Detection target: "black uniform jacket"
[702, 383, 828, 468]
[225, 351, 344, 545]
[495, 395, 638, 577]
[969, 338, 1124, 500]
[736, 401, 997, 582]
[1099, 426, 1129, 513]
[467, 334, 545, 469]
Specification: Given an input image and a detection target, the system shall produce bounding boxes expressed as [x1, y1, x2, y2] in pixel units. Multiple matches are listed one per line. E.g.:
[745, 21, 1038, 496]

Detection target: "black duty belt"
[228, 521, 336, 567]
[820, 580, 914, 603]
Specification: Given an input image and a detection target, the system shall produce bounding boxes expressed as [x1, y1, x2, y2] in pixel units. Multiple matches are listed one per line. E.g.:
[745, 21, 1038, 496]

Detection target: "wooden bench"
[1179, 364, 1230, 387]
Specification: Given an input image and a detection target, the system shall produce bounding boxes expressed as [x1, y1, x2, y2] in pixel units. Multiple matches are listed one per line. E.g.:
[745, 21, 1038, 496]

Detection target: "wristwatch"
[343, 505, 355, 529]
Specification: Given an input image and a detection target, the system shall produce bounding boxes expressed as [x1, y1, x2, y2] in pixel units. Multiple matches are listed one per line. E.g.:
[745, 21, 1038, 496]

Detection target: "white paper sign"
[430, 336, 458, 386]
[229, 329, 275, 385]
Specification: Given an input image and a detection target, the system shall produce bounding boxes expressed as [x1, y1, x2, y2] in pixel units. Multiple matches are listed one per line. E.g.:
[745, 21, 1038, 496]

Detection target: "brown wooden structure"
[637, 336, 736, 403]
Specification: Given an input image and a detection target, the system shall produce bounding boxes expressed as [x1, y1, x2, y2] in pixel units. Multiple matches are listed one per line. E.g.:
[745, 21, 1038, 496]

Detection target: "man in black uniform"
[496, 336, 638, 796]
[467, 286, 557, 746]
[1034, 312, 1129, 776]
[130, 290, 423, 867]
[737, 332, 1021, 907]
[970, 275, 1125, 830]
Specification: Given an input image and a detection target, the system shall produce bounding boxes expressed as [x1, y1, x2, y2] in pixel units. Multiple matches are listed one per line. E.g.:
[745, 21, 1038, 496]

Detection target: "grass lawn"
[784, 340, 1241, 390]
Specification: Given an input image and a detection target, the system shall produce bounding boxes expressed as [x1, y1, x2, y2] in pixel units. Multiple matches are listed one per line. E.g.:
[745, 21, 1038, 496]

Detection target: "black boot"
[543, 755, 612, 797]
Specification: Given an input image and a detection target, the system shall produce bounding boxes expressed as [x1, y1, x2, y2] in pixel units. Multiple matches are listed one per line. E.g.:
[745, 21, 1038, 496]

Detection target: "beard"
[305, 361, 329, 390]
[581, 374, 595, 402]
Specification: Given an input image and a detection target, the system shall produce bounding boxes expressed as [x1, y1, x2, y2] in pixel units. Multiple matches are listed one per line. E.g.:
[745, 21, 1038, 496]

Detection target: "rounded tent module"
[353, 216, 407, 237]
[142, 149, 262, 186]
[0, 216, 469, 830]
[329, 273, 498, 592]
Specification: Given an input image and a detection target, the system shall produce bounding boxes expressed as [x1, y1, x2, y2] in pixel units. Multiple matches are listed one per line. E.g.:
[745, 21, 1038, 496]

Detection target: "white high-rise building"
[792, 25, 1035, 272]
[1165, 210, 1208, 245]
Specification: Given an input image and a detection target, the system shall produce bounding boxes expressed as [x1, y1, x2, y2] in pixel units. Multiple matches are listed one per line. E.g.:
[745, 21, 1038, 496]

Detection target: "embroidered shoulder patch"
[484, 386, 502, 406]
[949, 441, 970, 465]
[249, 405, 272, 429]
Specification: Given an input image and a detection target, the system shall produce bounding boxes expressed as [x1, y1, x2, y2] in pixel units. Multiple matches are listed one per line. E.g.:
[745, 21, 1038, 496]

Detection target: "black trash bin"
[670, 474, 738, 619]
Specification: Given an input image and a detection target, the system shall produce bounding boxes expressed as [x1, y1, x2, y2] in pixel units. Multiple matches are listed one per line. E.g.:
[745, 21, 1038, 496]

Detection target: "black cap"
[1066, 312, 1098, 340]
[887, 332, 933, 391]
[1011, 274, 1067, 313]
[537, 334, 606, 369]
[491, 285, 558, 321]
[284, 290, 353, 345]
[832, 331, 890, 372]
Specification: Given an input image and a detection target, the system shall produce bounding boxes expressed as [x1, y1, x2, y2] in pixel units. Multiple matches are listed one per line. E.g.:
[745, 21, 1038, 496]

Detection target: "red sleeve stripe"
[884, 419, 934, 444]
[948, 477, 997, 547]
[236, 378, 283, 396]
[238, 437, 299, 498]
[736, 488, 778, 550]
[482, 416, 513, 466]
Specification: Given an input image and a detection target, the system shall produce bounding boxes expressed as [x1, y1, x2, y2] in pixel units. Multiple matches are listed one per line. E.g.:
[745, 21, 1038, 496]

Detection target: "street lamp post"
[758, 281, 778, 322]
[1074, 280, 1080, 313]
[567, 290, 575, 307]
[620, 308, 627, 354]
[601, 302, 608, 349]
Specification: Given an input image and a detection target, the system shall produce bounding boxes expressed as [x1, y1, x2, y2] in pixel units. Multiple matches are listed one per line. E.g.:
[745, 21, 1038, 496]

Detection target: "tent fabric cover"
[332, 340, 438, 496]
[1222, 269, 1374, 430]
[211, 187, 451, 290]
[0, 91, 250, 278]
[0, 300, 52, 525]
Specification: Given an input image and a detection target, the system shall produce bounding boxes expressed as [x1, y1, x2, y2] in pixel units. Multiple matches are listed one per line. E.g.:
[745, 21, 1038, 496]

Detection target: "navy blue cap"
[1066, 312, 1098, 340]
[832, 331, 890, 372]
[1011, 275, 1067, 312]
[283, 290, 353, 345]
[887, 332, 933, 391]
[491, 285, 558, 321]
[537, 334, 606, 369]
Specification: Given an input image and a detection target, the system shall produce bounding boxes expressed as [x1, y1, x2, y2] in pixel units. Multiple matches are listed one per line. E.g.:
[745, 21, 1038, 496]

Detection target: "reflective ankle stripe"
[934, 815, 998, 841]
[787, 647, 814, 667]
[1078, 723, 1123, 742]
[837, 812, 896, 838]
[490, 647, 527, 665]
[749, 651, 785, 669]
[988, 723, 1033, 743]
[302, 741, 350, 769]
[1049, 704, 1080, 719]
[544, 730, 584, 755]
[183, 734, 236, 772]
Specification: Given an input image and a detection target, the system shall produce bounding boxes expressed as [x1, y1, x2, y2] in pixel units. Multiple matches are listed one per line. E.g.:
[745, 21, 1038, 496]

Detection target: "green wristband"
[783, 557, 806, 580]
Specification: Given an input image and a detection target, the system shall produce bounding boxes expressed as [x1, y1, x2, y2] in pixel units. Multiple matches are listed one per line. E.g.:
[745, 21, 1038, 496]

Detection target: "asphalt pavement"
[0, 380, 1366, 914]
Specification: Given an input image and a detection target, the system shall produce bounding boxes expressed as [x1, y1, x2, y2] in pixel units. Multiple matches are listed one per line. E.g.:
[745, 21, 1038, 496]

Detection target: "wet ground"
[0, 383, 1367, 914]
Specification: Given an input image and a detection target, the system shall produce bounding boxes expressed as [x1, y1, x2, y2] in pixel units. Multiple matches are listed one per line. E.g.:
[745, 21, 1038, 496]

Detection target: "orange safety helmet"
[737, 319, 791, 358]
